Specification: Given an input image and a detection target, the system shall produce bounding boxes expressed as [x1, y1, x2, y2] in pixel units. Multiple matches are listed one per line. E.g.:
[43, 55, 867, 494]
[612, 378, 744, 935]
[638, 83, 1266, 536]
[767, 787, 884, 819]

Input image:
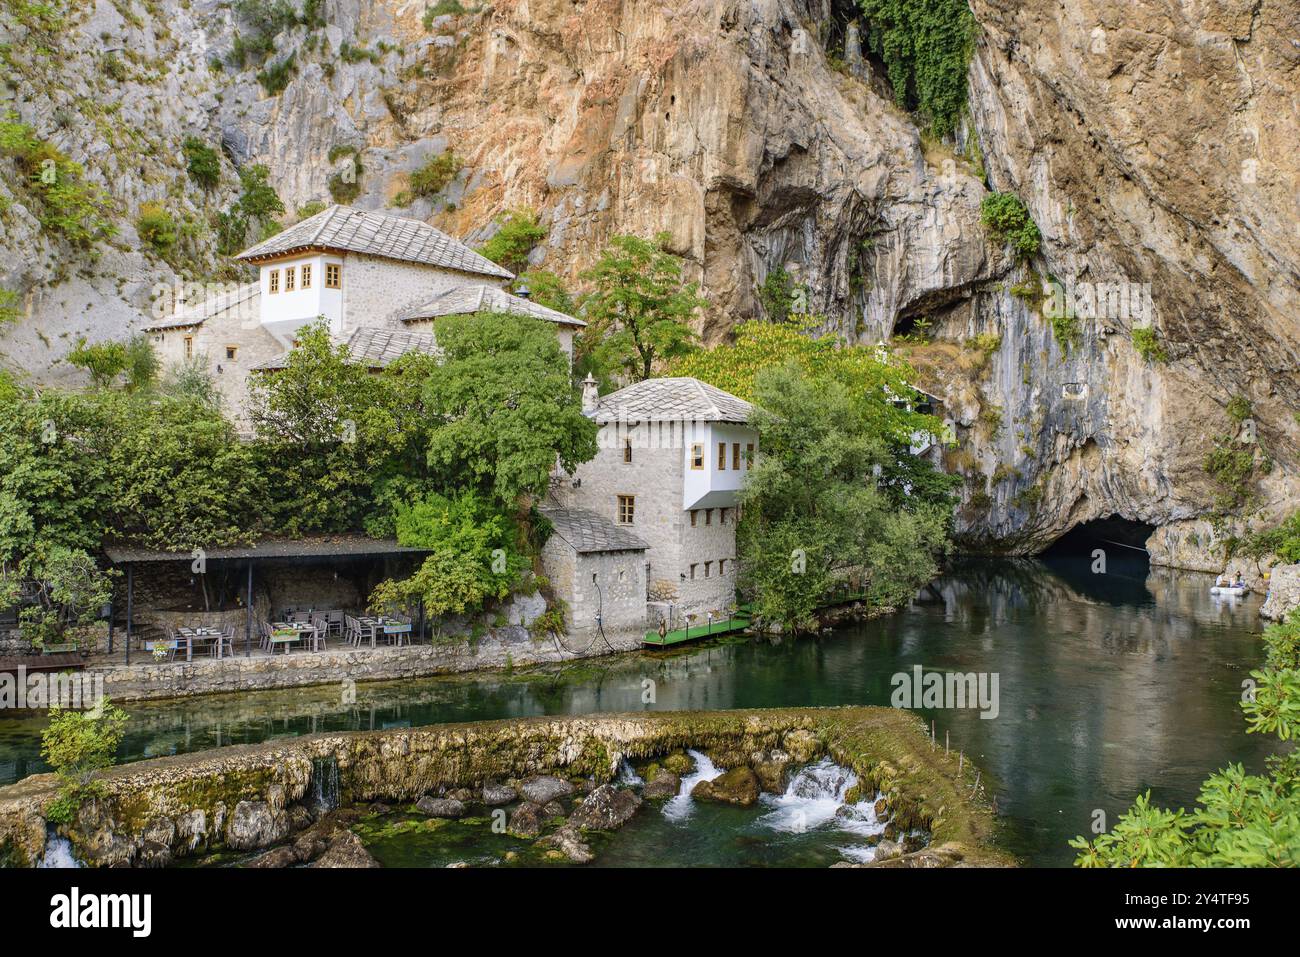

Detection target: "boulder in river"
[642, 770, 680, 800]
[660, 752, 695, 776]
[310, 830, 379, 868]
[691, 767, 760, 807]
[508, 802, 546, 837]
[482, 784, 517, 806]
[415, 796, 466, 819]
[568, 784, 642, 831]
[537, 825, 593, 864]
[225, 800, 288, 851]
[520, 775, 575, 804]
[753, 756, 791, 794]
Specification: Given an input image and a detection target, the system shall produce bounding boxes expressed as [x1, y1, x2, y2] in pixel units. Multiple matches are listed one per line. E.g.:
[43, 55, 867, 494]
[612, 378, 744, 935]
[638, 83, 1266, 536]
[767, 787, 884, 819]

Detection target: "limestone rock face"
[3, 0, 1296, 555]
[1262, 565, 1300, 622]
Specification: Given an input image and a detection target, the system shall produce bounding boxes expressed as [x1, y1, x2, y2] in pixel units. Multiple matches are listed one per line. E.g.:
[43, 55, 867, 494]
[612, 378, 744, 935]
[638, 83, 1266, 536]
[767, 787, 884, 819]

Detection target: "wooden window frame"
[717, 442, 727, 470]
[284, 266, 295, 292]
[300, 263, 312, 289]
[183, 336, 194, 359]
[225, 345, 238, 360]
[732, 442, 741, 470]
[616, 494, 635, 525]
[268, 269, 279, 294]
[746, 442, 755, 469]
[325, 263, 341, 289]
[690, 443, 704, 469]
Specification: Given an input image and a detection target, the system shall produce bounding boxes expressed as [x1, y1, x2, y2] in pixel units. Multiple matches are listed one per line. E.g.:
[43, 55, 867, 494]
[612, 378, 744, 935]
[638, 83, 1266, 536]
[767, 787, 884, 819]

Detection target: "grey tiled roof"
[251, 326, 440, 371]
[235, 205, 514, 280]
[592, 377, 754, 424]
[541, 507, 648, 554]
[143, 282, 260, 331]
[397, 284, 586, 328]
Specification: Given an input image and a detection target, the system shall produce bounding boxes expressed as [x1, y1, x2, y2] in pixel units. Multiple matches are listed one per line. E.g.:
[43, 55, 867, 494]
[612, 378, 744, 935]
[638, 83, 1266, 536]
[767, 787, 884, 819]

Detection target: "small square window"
[690, 443, 704, 469]
[225, 345, 238, 360]
[617, 495, 635, 525]
[284, 266, 295, 291]
[300, 264, 312, 289]
[325, 263, 341, 289]
[268, 269, 279, 294]
[718, 442, 727, 470]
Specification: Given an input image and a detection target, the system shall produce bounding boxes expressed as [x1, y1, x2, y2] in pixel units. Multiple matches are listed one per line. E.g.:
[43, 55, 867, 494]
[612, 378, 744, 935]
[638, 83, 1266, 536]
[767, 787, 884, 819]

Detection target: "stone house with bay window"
[542, 376, 760, 640]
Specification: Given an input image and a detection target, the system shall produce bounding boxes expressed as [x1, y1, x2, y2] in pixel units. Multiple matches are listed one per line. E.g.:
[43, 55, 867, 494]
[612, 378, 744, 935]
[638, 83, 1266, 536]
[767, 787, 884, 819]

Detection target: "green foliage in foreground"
[1071, 614, 1300, 867]
[855, 0, 975, 138]
[980, 192, 1041, 261]
[40, 701, 129, 824]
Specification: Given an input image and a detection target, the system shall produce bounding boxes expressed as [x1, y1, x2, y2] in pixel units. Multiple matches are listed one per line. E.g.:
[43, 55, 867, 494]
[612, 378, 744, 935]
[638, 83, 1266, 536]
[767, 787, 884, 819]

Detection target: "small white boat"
[1210, 585, 1248, 596]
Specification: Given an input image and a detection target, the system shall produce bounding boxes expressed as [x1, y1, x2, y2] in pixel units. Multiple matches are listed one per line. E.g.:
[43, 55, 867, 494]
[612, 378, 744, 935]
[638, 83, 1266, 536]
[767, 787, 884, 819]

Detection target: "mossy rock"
[660, 752, 695, 776]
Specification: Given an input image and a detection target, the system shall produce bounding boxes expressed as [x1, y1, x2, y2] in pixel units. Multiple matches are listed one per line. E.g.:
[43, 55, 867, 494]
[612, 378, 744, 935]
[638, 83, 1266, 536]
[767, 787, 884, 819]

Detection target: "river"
[0, 555, 1277, 865]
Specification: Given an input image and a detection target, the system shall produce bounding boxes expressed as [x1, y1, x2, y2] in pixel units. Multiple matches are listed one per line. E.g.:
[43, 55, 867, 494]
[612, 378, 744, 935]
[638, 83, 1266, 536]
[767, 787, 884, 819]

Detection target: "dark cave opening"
[1039, 514, 1157, 560]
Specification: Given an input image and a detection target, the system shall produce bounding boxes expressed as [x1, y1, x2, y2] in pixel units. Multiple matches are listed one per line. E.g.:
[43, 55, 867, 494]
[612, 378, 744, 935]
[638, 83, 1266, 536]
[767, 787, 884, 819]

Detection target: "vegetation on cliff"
[40, 700, 128, 824]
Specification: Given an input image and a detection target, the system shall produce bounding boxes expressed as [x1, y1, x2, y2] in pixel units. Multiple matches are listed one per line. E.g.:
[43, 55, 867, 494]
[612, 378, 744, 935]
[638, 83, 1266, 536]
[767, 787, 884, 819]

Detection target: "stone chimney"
[581, 373, 599, 413]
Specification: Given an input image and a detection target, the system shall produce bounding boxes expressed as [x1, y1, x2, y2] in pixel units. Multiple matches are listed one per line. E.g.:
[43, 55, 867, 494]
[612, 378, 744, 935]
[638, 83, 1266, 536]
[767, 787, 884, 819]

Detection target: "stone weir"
[0, 707, 1011, 868]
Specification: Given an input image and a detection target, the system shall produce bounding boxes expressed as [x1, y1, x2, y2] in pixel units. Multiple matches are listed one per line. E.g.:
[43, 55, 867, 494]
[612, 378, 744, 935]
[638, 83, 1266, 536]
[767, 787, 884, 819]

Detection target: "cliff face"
[1, 0, 1296, 561]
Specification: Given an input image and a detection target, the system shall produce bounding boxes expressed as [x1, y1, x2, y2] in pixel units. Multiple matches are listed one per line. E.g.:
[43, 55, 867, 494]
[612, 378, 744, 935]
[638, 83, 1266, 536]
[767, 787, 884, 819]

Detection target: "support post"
[106, 600, 114, 654]
[124, 564, 133, 666]
[245, 560, 254, 657]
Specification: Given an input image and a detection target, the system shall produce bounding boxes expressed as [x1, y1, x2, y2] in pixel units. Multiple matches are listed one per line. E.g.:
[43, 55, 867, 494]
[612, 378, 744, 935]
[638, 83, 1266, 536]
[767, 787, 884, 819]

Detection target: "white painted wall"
[258, 254, 339, 345]
[682, 421, 758, 509]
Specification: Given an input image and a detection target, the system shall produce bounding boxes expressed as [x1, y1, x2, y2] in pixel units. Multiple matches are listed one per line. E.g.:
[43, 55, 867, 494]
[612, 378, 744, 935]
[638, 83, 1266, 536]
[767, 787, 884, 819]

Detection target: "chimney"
[515, 281, 531, 299]
[581, 373, 598, 412]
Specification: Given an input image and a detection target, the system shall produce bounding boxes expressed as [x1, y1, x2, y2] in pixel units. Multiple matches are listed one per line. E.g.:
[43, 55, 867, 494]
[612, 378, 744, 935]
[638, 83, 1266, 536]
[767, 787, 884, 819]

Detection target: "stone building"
[544, 376, 760, 636]
[145, 204, 584, 422]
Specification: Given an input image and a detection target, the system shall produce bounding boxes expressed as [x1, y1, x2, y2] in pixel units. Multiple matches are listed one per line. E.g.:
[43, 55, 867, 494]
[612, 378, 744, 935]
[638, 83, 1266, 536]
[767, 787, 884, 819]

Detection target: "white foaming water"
[37, 832, 82, 869]
[755, 757, 890, 863]
[662, 749, 722, 822]
[617, 758, 644, 786]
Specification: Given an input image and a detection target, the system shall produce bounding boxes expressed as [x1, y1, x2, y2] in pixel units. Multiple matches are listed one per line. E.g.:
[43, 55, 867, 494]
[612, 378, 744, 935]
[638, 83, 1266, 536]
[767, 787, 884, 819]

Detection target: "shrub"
[135, 201, 177, 253]
[182, 136, 221, 189]
[0, 287, 20, 324]
[339, 42, 380, 64]
[477, 208, 545, 274]
[980, 192, 1041, 261]
[1227, 395, 1253, 423]
[1131, 325, 1167, 363]
[409, 149, 461, 197]
[0, 115, 116, 246]
[1236, 512, 1300, 565]
[1204, 438, 1257, 510]
[257, 51, 296, 94]
[40, 701, 129, 823]
[423, 0, 466, 29]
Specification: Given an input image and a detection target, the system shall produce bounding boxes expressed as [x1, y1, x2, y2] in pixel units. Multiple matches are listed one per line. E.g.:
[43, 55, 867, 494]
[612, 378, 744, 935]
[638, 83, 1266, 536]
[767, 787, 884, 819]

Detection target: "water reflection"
[0, 556, 1277, 865]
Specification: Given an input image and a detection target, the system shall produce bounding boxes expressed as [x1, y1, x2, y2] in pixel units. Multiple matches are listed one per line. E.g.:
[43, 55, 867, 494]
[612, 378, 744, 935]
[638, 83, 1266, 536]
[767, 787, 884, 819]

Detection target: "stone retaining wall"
[0, 707, 1011, 868]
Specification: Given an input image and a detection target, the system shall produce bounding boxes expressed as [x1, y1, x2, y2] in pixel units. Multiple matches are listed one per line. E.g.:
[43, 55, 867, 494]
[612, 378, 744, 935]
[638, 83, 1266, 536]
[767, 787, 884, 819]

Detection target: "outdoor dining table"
[175, 626, 225, 661]
[269, 621, 318, 654]
[355, 616, 411, 649]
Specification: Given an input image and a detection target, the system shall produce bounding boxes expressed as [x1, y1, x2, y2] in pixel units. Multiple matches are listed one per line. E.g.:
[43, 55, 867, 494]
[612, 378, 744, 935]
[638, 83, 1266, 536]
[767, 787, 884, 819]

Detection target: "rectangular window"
[705, 509, 712, 526]
[719, 559, 727, 576]
[183, 336, 194, 359]
[704, 561, 712, 578]
[300, 264, 312, 289]
[225, 345, 238, 360]
[268, 269, 279, 294]
[746, 443, 755, 469]
[623, 439, 632, 463]
[718, 442, 727, 470]
[689, 564, 697, 580]
[617, 495, 635, 525]
[690, 443, 704, 469]
[284, 266, 295, 291]
[719, 508, 728, 525]
[690, 510, 698, 527]
[325, 263, 341, 289]
[732, 442, 741, 470]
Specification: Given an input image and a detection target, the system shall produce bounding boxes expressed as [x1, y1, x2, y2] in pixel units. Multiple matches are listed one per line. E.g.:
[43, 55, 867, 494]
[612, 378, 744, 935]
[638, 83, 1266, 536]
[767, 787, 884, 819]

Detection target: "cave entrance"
[1040, 514, 1156, 560]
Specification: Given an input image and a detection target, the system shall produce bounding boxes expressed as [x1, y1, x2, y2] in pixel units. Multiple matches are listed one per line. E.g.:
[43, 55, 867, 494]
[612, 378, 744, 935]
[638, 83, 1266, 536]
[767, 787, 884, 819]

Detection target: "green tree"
[66, 338, 128, 387]
[421, 312, 598, 505]
[517, 269, 573, 313]
[182, 136, 222, 189]
[736, 362, 952, 629]
[18, 546, 114, 651]
[40, 700, 130, 823]
[579, 232, 704, 382]
[1072, 612, 1300, 866]
[980, 192, 1041, 261]
[409, 150, 461, 197]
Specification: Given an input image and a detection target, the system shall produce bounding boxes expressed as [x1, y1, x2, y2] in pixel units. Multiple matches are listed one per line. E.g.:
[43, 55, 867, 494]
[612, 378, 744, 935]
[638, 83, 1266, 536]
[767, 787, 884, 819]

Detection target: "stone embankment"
[0, 707, 1011, 868]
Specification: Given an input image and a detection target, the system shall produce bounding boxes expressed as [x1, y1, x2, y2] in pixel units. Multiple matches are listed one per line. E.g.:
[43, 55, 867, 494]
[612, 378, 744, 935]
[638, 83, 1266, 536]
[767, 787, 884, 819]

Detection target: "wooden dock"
[642, 586, 870, 648]
[0, 653, 86, 675]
